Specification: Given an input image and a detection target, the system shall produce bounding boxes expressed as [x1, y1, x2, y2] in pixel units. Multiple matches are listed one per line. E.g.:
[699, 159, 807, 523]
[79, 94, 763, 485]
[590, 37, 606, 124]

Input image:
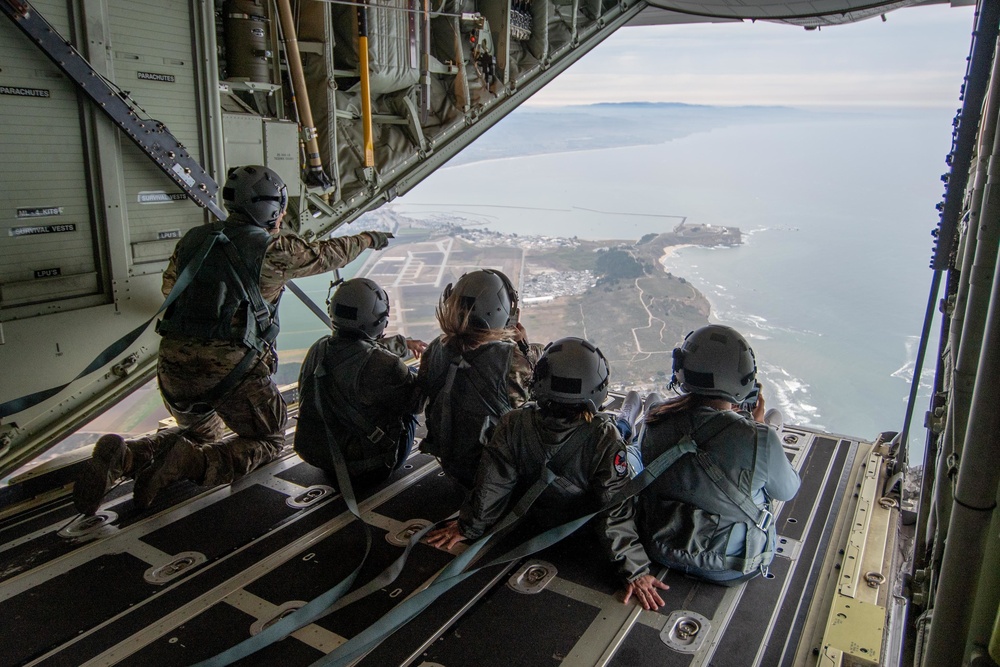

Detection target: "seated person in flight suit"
[635, 325, 800, 586]
[417, 269, 541, 488]
[294, 278, 425, 491]
[427, 337, 670, 611]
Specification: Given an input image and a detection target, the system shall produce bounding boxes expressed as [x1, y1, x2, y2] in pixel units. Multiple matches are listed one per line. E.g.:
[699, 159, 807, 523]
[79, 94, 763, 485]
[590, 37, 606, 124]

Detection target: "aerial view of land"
[343, 207, 739, 395]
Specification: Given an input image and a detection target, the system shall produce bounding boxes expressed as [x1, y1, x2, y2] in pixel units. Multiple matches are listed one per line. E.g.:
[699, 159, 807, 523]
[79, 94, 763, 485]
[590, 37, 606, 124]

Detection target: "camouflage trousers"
[126, 337, 287, 486]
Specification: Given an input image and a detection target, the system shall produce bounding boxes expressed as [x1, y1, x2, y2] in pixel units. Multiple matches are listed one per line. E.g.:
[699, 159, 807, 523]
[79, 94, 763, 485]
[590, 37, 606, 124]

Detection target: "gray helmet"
[671, 325, 757, 403]
[446, 269, 518, 330]
[329, 278, 390, 339]
[532, 337, 610, 414]
[222, 165, 288, 228]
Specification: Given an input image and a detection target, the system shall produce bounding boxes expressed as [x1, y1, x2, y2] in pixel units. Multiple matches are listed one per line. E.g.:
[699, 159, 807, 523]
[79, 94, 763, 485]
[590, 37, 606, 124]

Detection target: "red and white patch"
[613, 450, 628, 476]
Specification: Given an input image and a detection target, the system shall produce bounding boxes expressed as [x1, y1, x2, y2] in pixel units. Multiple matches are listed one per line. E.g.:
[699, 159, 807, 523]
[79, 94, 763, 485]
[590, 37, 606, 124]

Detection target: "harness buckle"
[368, 427, 385, 443]
[756, 508, 773, 531]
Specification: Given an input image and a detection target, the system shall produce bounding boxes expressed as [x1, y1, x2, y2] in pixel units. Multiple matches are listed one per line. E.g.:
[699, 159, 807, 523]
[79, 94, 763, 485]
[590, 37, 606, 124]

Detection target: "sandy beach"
[659, 244, 694, 272]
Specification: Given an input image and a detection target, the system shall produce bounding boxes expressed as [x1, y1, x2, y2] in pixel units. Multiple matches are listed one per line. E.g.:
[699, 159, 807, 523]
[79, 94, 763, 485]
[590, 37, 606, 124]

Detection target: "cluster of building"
[521, 269, 596, 300]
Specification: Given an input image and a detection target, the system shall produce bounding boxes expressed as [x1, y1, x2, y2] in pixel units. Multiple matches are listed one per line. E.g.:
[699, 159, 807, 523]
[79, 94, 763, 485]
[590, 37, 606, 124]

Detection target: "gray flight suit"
[459, 405, 652, 584]
[637, 406, 800, 585]
[294, 333, 420, 488]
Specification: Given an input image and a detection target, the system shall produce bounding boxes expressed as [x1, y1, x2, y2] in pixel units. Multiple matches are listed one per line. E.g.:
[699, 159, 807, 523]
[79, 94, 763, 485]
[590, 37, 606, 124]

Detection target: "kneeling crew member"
[294, 278, 425, 490]
[426, 337, 669, 611]
[636, 325, 800, 586]
[74, 165, 393, 515]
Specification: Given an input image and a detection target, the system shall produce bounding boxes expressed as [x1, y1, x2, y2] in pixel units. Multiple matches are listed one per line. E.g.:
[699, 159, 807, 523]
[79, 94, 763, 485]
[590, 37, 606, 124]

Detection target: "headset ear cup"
[671, 347, 684, 373]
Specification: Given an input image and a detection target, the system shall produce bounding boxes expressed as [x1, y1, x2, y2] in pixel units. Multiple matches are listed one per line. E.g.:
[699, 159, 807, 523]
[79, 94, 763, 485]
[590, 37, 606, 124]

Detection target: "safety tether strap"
[194, 381, 378, 667]
[0, 230, 224, 419]
[199, 420, 584, 667]
[308, 433, 702, 667]
[286, 279, 333, 329]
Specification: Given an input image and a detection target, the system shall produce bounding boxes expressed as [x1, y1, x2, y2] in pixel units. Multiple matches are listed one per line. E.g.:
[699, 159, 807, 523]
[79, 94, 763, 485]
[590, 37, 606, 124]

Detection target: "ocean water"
[387, 109, 950, 460]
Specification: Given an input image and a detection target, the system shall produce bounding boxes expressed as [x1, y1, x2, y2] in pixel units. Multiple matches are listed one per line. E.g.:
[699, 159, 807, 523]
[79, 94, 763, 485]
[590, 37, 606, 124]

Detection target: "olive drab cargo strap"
[0, 230, 222, 419]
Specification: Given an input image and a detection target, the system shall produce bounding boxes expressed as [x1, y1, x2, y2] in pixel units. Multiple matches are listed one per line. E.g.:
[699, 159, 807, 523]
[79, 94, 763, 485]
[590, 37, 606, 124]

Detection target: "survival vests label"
[138, 191, 186, 204]
[9, 223, 76, 237]
[137, 71, 175, 83]
[0, 86, 50, 98]
[16, 206, 63, 218]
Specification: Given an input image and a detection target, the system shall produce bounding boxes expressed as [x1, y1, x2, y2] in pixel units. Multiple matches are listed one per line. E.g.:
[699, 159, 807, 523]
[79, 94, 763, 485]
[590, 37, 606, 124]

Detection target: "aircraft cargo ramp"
[0, 395, 902, 667]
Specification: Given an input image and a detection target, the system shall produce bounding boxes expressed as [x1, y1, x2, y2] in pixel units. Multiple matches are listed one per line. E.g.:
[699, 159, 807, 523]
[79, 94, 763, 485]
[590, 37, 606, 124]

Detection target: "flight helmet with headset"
[532, 337, 610, 414]
[445, 269, 519, 330]
[328, 278, 390, 339]
[222, 165, 288, 229]
[671, 324, 757, 403]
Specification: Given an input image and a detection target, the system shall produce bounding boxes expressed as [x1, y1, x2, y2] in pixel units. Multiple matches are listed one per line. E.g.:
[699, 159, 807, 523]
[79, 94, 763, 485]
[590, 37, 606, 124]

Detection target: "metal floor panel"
[0, 423, 862, 667]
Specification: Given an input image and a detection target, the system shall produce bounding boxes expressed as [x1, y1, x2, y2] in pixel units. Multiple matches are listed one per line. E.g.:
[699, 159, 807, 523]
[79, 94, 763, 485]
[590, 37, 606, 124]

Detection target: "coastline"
[659, 243, 694, 271]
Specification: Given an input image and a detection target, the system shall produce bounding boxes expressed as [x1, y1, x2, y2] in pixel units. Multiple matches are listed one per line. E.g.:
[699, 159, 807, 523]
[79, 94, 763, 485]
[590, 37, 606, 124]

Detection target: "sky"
[526, 3, 976, 108]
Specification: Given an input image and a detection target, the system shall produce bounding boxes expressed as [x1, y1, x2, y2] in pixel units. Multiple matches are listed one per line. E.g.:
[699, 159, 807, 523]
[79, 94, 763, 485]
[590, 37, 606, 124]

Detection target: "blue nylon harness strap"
[197, 422, 581, 666]
[193, 380, 377, 667]
[0, 230, 224, 419]
[306, 435, 699, 667]
[196, 413, 707, 667]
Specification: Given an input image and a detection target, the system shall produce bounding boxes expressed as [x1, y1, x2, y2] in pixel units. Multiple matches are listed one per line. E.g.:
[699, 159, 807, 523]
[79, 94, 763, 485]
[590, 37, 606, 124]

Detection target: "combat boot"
[133, 440, 207, 509]
[73, 434, 131, 516]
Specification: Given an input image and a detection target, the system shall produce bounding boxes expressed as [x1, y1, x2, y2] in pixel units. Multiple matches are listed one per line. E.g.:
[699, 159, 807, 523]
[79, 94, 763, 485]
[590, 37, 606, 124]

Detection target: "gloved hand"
[364, 231, 393, 250]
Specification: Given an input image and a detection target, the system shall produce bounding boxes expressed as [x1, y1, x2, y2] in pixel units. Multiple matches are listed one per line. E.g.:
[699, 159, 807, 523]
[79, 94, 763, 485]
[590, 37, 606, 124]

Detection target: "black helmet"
[222, 165, 288, 228]
[446, 269, 518, 330]
[671, 324, 757, 403]
[532, 337, 610, 414]
[329, 278, 390, 339]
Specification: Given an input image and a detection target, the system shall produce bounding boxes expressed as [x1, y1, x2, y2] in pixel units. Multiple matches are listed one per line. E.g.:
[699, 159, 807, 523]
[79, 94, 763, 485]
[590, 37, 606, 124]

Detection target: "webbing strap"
[198, 417, 582, 667]
[308, 435, 699, 667]
[217, 235, 277, 349]
[694, 451, 770, 530]
[194, 384, 376, 667]
[0, 231, 222, 419]
[286, 279, 333, 329]
[436, 359, 461, 447]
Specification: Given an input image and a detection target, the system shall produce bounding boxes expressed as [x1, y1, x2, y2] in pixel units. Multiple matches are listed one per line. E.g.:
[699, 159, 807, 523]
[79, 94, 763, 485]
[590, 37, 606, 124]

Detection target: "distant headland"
[338, 209, 741, 396]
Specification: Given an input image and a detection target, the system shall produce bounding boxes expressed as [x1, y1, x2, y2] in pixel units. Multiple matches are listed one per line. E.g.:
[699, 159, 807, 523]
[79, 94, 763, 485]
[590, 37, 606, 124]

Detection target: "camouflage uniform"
[125, 221, 379, 487]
